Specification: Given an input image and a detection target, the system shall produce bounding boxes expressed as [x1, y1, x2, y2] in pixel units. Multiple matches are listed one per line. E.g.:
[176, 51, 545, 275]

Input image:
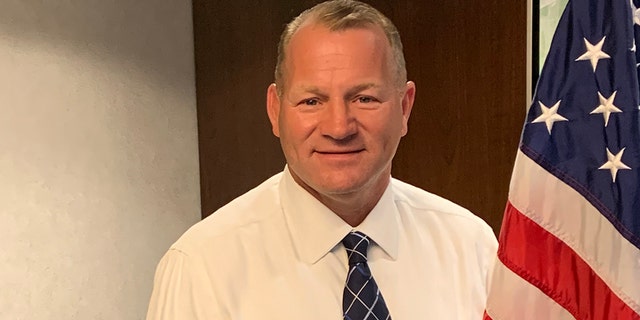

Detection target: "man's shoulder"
[390, 178, 495, 239]
[172, 171, 285, 252]
[390, 177, 474, 216]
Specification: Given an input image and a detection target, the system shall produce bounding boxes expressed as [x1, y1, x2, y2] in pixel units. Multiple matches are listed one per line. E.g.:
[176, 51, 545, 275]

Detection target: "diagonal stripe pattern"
[342, 231, 391, 320]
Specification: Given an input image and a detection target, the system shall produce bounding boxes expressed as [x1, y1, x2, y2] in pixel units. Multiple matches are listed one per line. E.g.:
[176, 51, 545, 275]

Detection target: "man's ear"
[266, 83, 281, 137]
[400, 81, 416, 137]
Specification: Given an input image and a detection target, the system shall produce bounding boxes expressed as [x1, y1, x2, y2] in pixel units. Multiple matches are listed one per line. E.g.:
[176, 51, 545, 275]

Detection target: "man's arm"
[146, 248, 222, 320]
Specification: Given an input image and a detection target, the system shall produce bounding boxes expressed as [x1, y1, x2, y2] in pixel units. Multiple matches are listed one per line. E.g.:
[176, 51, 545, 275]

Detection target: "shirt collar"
[280, 166, 399, 264]
[355, 180, 399, 260]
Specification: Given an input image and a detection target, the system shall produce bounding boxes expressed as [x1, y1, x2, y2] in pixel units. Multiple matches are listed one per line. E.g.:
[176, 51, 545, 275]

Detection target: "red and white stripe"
[484, 150, 640, 320]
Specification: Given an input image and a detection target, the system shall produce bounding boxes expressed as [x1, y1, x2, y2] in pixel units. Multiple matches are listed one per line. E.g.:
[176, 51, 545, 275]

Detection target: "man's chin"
[312, 178, 372, 197]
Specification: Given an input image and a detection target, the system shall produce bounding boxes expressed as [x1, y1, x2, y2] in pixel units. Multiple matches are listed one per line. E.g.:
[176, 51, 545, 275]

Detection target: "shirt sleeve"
[146, 248, 222, 320]
[479, 225, 499, 295]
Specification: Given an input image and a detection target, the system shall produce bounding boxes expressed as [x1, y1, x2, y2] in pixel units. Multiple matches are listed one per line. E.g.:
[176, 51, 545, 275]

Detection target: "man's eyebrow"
[291, 83, 379, 100]
[294, 86, 329, 100]
[344, 83, 378, 98]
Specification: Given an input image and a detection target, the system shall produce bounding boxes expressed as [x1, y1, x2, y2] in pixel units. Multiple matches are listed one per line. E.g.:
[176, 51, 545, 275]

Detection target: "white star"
[575, 37, 611, 72]
[631, 0, 640, 25]
[590, 91, 622, 126]
[531, 100, 568, 134]
[599, 148, 631, 182]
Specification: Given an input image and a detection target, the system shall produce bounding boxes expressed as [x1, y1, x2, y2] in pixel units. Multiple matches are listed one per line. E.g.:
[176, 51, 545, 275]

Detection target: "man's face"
[267, 23, 415, 202]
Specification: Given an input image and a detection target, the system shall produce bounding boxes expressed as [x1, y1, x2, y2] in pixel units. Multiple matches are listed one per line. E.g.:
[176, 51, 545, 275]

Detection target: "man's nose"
[319, 100, 357, 141]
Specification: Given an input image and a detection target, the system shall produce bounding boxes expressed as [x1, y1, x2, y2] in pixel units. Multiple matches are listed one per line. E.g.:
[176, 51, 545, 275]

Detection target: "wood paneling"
[193, 1, 526, 234]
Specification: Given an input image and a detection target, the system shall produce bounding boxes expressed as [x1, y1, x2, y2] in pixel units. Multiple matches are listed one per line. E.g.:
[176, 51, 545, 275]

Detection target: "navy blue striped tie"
[342, 231, 391, 320]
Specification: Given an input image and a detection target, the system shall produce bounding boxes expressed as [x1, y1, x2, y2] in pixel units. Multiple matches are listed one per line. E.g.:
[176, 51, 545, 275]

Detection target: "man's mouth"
[315, 149, 364, 154]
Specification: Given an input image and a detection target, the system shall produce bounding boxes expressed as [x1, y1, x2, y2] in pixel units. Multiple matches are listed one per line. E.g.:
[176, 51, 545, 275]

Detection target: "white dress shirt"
[147, 167, 497, 319]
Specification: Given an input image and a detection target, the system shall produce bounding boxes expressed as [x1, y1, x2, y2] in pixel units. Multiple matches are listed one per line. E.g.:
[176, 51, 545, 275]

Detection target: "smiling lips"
[314, 149, 365, 162]
[315, 148, 364, 154]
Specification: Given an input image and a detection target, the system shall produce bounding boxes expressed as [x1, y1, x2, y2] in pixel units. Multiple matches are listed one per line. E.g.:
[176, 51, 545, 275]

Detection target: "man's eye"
[301, 99, 319, 106]
[357, 96, 375, 103]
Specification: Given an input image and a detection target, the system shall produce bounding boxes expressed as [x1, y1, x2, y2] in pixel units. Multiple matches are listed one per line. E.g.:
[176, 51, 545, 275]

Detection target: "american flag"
[484, 0, 640, 319]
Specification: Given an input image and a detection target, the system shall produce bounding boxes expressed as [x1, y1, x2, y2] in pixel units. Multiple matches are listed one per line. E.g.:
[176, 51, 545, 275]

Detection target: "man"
[147, 1, 497, 319]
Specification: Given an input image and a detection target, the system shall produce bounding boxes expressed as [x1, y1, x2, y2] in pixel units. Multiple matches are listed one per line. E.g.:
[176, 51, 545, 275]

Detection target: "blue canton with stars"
[523, 0, 640, 248]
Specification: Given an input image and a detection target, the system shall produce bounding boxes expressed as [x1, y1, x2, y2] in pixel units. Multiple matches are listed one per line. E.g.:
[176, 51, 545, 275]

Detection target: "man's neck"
[290, 172, 391, 227]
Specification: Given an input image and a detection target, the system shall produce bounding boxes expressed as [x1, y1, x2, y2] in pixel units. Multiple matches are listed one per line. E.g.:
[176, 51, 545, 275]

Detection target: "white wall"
[0, 1, 200, 319]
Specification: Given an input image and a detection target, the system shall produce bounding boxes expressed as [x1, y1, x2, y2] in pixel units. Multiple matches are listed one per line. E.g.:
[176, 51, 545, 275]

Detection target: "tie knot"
[342, 231, 370, 266]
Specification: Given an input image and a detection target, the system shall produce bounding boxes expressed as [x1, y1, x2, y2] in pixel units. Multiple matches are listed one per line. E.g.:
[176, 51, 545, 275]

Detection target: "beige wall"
[0, 1, 200, 319]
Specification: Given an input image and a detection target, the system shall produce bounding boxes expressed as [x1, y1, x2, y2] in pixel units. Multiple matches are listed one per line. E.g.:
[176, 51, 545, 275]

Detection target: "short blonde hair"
[274, 0, 407, 96]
